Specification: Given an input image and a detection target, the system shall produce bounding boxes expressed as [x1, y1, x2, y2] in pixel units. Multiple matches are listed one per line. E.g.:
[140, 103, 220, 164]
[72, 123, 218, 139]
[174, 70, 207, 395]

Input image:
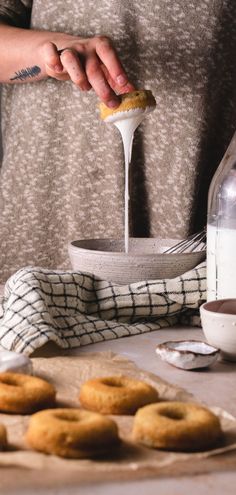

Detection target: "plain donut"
[132, 401, 223, 451]
[25, 408, 120, 458]
[79, 375, 159, 415]
[0, 372, 56, 414]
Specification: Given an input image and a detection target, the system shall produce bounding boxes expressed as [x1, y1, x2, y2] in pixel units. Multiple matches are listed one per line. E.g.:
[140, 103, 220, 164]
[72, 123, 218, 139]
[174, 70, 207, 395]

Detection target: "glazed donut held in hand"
[25, 408, 120, 458]
[99, 89, 156, 121]
[79, 375, 159, 415]
[0, 372, 56, 414]
[132, 401, 223, 452]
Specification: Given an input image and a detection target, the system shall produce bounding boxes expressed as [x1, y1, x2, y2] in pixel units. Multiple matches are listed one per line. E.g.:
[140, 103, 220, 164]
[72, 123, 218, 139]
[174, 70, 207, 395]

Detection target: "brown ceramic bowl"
[68, 237, 205, 284]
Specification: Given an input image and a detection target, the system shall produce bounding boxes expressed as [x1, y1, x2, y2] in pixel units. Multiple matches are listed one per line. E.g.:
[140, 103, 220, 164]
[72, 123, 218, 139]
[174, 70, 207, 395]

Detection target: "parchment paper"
[0, 351, 236, 483]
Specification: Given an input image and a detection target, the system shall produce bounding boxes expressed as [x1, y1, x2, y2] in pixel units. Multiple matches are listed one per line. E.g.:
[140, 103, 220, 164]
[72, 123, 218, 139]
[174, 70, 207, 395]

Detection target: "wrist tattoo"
[10, 65, 41, 81]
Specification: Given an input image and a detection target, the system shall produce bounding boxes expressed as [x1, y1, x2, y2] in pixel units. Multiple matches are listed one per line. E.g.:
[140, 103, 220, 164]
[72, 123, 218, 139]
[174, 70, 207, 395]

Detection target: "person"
[0, 0, 236, 283]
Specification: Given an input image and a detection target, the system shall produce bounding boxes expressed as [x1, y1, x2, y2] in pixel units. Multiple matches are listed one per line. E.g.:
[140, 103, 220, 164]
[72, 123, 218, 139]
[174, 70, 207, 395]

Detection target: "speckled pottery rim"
[69, 238, 205, 256]
[201, 299, 236, 317]
[200, 299, 236, 362]
[68, 237, 206, 284]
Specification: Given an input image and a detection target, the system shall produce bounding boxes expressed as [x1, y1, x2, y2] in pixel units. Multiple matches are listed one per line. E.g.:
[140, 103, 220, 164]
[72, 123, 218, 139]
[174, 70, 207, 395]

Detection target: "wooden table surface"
[1, 325, 236, 495]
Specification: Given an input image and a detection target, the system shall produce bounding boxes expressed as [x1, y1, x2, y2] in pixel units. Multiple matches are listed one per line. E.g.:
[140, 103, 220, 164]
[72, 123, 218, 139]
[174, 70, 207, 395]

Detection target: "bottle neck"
[208, 131, 236, 223]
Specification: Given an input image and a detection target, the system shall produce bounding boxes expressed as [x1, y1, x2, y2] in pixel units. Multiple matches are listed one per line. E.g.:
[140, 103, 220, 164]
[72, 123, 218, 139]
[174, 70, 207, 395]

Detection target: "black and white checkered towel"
[0, 263, 206, 355]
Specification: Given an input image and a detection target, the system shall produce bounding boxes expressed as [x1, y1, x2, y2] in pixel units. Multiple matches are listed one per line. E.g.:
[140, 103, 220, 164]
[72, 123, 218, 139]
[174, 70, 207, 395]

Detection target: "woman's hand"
[0, 24, 134, 108]
[41, 35, 135, 108]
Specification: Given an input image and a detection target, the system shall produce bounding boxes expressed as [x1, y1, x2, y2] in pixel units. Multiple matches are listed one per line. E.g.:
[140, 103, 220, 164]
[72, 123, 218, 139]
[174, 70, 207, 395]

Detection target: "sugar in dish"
[156, 340, 220, 370]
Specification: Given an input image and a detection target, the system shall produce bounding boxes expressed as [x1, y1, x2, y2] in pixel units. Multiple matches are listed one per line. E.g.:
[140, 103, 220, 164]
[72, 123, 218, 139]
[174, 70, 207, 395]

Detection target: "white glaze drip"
[104, 106, 155, 253]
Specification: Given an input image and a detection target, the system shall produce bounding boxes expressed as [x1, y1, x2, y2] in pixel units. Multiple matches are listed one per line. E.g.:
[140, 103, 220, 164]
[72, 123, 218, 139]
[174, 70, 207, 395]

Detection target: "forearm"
[0, 22, 134, 105]
[0, 23, 67, 83]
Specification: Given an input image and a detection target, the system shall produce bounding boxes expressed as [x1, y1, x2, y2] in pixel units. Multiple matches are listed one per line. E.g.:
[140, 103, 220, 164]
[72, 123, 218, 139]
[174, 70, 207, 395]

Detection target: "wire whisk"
[164, 228, 206, 254]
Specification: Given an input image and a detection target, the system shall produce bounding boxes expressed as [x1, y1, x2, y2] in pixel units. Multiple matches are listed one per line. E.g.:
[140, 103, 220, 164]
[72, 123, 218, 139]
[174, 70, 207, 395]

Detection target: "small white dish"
[155, 340, 220, 370]
[0, 350, 33, 374]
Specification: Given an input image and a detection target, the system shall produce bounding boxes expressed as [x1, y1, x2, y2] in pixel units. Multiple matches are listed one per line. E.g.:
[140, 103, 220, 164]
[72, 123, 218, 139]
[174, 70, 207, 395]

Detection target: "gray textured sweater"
[0, 0, 236, 283]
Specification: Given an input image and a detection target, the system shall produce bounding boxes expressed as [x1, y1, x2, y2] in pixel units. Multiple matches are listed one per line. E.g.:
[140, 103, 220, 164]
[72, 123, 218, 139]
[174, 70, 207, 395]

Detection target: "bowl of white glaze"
[200, 299, 236, 361]
[68, 237, 205, 284]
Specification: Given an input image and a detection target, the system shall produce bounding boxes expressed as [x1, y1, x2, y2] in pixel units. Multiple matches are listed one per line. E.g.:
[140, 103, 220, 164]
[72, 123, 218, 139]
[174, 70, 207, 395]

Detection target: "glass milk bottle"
[207, 131, 236, 301]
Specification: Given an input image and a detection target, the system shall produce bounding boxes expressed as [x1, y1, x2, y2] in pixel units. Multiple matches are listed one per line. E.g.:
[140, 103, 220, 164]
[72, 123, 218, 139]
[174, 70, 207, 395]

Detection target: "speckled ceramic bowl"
[68, 237, 205, 284]
[200, 299, 236, 361]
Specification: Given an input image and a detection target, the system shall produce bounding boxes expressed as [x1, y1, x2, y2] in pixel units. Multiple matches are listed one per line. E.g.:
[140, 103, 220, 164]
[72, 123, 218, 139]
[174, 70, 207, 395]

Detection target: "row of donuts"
[0, 370, 223, 458]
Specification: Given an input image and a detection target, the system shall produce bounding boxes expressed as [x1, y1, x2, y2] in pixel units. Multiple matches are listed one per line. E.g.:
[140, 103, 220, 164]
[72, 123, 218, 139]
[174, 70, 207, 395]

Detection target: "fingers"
[100, 64, 134, 95]
[86, 54, 120, 107]
[61, 48, 121, 106]
[59, 48, 91, 91]
[42, 41, 63, 73]
[95, 36, 135, 94]
[41, 38, 134, 106]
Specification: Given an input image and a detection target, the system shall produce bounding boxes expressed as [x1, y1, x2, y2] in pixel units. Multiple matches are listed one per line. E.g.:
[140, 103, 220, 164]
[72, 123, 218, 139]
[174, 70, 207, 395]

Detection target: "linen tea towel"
[0, 262, 206, 355]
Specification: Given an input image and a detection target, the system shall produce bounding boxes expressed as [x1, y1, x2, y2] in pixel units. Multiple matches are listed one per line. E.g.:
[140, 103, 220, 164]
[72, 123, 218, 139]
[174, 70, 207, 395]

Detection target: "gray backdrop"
[0, 88, 2, 161]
